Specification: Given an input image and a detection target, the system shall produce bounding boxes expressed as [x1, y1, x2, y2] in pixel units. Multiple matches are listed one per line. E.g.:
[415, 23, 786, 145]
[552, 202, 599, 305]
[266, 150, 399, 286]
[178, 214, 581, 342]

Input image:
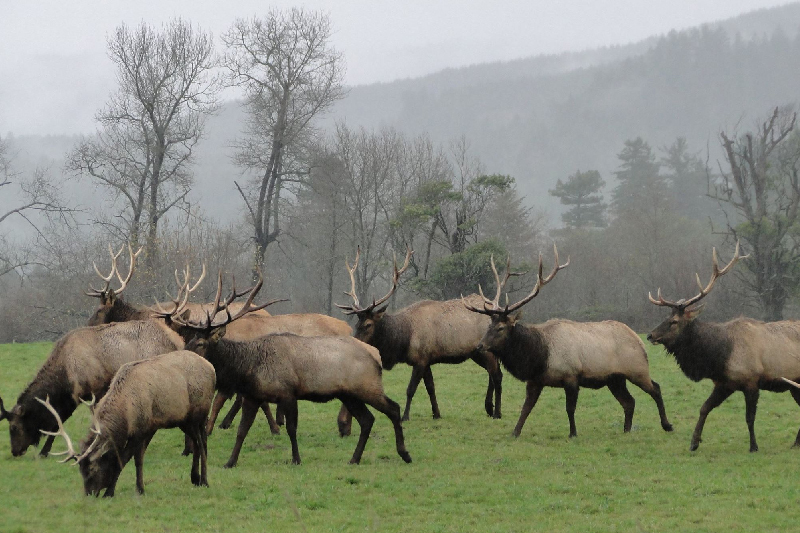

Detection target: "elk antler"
[36, 396, 102, 464]
[169, 269, 286, 331]
[464, 243, 569, 316]
[86, 244, 143, 299]
[36, 396, 79, 463]
[151, 264, 208, 320]
[782, 377, 800, 389]
[336, 246, 413, 315]
[648, 241, 748, 311]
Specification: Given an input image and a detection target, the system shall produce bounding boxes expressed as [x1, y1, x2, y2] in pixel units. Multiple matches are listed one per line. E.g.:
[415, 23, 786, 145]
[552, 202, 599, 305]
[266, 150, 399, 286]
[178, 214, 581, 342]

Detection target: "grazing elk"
[647, 242, 800, 452]
[464, 245, 673, 438]
[336, 247, 501, 434]
[37, 349, 215, 497]
[157, 274, 412, 467]
[0, 320, 185, 457]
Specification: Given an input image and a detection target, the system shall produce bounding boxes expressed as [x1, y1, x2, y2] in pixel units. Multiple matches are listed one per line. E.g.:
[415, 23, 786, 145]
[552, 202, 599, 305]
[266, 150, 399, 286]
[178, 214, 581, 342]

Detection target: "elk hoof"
[663, 422, 674, 432]
[749, 445, 759, 453]
[432, 413, 441, 420]
[569, 433, 577, 439]
[689, 441, 700, 452]
[401, 414, 410, 422]
[338, 424, 351, 438]
[399, 451, 412, 464]
[218, 421, 232, 430]
[511, 430, 520, 438]
[270, 427, 281, 436]
[223, 461, 237, 469]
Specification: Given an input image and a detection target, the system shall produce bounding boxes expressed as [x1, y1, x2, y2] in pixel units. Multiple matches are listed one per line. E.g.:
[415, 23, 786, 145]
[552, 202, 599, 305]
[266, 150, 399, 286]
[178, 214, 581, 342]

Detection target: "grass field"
[1, 339, 799, 533]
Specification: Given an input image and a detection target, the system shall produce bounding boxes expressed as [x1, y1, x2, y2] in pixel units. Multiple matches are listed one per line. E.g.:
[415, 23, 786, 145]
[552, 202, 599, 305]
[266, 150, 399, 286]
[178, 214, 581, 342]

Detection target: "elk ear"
[684, 304, 705, 320]
[509, 310, 523, 326]
[209, 325, 227, 343]
[106, 292, 117, 305]
[374, 305, 389, 318]
[179, 309, 192, 321]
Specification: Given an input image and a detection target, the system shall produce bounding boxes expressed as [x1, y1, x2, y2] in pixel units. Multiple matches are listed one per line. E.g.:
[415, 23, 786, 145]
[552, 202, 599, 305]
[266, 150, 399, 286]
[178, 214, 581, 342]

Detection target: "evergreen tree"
[611, 137, 670, 220]
[661, 137, 709, 221]
[549, 169, 607, 228]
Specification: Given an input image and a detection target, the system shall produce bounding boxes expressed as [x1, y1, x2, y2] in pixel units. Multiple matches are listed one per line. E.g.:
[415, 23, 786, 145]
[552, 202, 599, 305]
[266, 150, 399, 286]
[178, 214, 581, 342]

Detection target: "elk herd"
[2, 240, 800, 497]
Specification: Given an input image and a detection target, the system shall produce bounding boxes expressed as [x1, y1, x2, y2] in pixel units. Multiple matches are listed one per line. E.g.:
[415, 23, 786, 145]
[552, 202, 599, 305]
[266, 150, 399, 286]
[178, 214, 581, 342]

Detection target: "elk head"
[86, 244, 143, 326]
[335, 246, 413, 345]
[1, 395, 40, 456]
[463, 244, 569, 353]
[647, 241, 747, 346]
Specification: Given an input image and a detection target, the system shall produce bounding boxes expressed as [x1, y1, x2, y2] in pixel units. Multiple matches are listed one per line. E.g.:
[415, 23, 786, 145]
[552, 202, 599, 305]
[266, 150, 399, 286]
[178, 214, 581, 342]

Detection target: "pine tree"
[611, 137, 670, 220]
[549, 169, 607, 229]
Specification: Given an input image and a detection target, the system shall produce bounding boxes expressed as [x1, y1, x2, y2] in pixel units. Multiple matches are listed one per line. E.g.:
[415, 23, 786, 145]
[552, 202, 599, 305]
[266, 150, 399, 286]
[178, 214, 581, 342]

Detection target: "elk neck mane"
[371, 312, 412, 370]
[663, 319, 732, 382]
[495, 322, 549, 381]
[110, 297, 151, 322]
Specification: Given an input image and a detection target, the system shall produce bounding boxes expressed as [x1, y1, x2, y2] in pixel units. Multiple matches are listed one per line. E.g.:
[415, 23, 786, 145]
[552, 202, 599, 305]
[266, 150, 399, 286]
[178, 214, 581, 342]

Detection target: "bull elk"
[465, 245, 673, 438]
[0, 319, 185, 457]
[37, 350, 215, 497]
[647, 242, 800, 452]
[158, 275, 412, 467]
[336, 247, 502, 434]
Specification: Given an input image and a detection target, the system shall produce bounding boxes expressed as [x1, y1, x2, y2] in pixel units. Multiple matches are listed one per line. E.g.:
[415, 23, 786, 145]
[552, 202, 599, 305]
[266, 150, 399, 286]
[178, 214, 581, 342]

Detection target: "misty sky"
[0, 0, 790, 136]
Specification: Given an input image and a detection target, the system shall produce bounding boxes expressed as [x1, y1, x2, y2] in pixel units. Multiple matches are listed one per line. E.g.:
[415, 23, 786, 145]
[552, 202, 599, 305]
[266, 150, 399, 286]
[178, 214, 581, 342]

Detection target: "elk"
[647, 242, 800, 452]
[0, 319, 185, 458]
[464, 245, 673, 438]
[37, 349, 215, 497]
[157, 275, 412, 467]
[336, 247, 501, 434]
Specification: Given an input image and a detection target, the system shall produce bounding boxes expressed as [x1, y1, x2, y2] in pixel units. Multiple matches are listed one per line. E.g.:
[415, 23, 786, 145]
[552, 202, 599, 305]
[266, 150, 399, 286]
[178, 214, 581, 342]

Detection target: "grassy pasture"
[1, 339, 799, 533]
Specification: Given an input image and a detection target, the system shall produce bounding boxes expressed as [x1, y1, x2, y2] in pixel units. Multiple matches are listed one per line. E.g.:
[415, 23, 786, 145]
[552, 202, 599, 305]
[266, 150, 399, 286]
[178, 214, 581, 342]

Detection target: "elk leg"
[280, 399, 301, 465]
[182, 433, 194, 456]
[607, 377, 635, 432]
[565, 383, 580, 438]
[275, 404, 285, 426]
[690, 384, 734, 451]
[472, 352, 503, 419]
[206, 392, 229, 435]
[198, 420, 209, 487]
[421, 367, 441, 419]
[789, 388, 800, 447]
[743, 388, 759, 452]
[187, 425, 204, 486]
[337, 403, 353, 437]
[369, 394, 412, 463]
[402, 365, 426, 421]
[39, 435, 55, 457]
[632, 378, 673, 431]
[513, 381, 543, 437]
[341, 396, 375, 464]
[134, 433, 154, 494]
[260, 402, 281, 435]
[224, 397, 258, 469]
[219, 394, 243, 430]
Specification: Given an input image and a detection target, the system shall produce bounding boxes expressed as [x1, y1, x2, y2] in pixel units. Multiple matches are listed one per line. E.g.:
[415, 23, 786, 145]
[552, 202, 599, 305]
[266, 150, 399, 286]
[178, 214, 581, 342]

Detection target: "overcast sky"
[0, 0, 791, 136]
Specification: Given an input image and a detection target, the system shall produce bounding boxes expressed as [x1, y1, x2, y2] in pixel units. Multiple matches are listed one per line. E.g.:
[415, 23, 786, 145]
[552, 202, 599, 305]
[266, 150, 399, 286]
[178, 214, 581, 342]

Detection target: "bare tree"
[0, 136, 75, 278]
[711, 106, 800, 320]
[222, 9, 346, 279]
[67, 19, 220, 266]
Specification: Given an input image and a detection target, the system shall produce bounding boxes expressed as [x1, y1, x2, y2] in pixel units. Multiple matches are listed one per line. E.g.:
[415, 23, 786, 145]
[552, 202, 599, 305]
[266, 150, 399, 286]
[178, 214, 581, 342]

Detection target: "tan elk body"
[465, 246, 673, 438]
[0, 320, 184, 457]
[40, 350, 215, 497]
[337, 248, 501, 434]
[648, 242, 800, 451]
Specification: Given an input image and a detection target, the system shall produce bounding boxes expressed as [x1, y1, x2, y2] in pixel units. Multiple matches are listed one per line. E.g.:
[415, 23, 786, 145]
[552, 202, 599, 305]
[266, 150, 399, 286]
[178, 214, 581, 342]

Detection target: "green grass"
[1, 339, 799, 532]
